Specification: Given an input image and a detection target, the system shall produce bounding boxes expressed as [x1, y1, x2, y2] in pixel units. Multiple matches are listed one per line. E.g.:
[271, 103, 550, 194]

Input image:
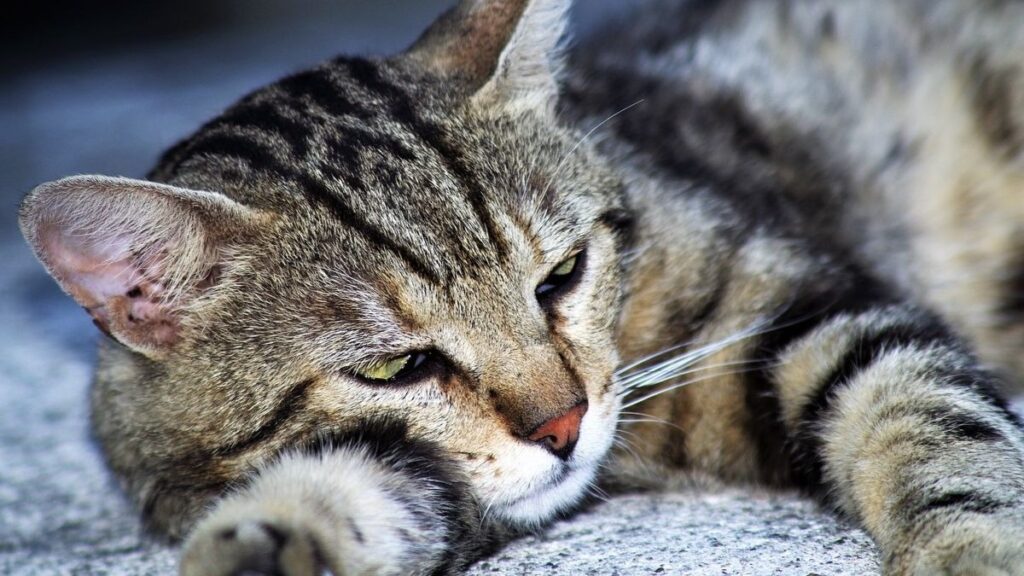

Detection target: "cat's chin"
[496, 399, 618, 527]
[494, 463, 599, 528]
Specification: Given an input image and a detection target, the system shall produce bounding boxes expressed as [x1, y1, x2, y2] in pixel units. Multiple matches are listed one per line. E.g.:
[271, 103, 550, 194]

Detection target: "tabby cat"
[18, 0, 1024, 574]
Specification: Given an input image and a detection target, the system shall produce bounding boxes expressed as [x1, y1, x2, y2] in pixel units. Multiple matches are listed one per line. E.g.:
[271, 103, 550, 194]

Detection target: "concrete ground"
[0, 2, 962, 574]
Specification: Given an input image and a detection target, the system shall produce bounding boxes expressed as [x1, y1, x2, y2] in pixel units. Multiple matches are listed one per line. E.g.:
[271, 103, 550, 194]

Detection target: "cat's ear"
[407, 0, 569, 110]
[19, 175, 266, 358]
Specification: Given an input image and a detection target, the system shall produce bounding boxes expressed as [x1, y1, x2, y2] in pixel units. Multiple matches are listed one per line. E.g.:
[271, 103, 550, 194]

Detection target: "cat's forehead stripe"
[162, 57, 588, 287]
[174, 128, 448, 284]
[278, 67, 376, 121]
[208, 100, 313, 160]
[339, 57, 510, 260]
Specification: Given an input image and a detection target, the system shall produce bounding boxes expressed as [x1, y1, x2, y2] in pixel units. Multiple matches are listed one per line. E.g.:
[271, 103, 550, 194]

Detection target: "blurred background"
[0, 0, 623, 353]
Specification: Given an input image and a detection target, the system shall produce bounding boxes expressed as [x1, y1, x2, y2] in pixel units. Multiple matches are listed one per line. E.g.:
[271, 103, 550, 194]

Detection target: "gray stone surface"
[475, 492, 881, 575]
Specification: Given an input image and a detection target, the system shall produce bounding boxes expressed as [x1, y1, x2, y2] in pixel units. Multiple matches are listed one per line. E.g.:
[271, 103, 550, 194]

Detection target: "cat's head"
[20, 0, 632, 537]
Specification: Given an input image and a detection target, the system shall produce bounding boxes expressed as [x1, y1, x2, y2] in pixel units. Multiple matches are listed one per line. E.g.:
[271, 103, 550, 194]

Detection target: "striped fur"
[17, 0, 1024, 574]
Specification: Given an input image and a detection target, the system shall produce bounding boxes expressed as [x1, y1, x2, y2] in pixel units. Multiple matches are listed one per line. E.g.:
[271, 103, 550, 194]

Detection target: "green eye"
[536, 251, 584, 300]
[352, 352, 432, 383]
[355, 355, 411, 381]
[552, 255, 578, 276]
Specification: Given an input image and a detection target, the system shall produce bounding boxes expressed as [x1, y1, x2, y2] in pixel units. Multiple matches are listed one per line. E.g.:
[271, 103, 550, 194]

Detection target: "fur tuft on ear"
[19, 175, 265, 357]
[407, 0, 571, 110]
[476, 0, 570, 109]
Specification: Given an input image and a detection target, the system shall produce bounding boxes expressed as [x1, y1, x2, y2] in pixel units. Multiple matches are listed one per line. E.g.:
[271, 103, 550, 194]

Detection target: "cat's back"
[565, 0, 1024, 382]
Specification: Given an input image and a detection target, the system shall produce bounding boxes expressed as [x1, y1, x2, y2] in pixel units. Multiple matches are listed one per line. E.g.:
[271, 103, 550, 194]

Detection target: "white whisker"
[615, 320, 770, 383]
[480, 498, 497, 526]
[614, 341, 693, 377]
[614, 407, 688, 430]
[618, 417, 688, 433]
[544, 99, 646, 199]
[617, 358, 771, 394]
[586, 480, 611, 504]
[622, 365, 765, 409]
[610, 437, 643, 461]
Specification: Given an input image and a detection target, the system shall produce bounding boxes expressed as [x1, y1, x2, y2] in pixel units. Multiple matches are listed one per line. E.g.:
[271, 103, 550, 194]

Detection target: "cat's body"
[18, 0, 1024, 574]
[571, 0, 1024, 483]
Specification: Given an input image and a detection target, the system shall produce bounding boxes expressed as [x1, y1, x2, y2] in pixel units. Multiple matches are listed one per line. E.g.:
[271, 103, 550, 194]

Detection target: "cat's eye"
[536, 251, 585, 302]
[353, 352, 430, 383]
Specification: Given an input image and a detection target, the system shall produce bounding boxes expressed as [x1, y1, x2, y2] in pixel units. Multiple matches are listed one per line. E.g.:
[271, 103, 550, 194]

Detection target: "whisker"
[616, 338, 733, 380]
[613, 303, 843, 398]
[613, 426, 643, 442]
[544, 99, 646, 199]
[615, 321, 771, 384]
[611, 437, 643, 460]
[622, 296, 857, 392]
[480, 498, 497, 526]
[613, 427, 645, 446]
[617, 411, 688, 433]
[586, 480, 611, 504]
[619, 356, 758, 387]
[618, 417, 688, 434]
[614, 341, 693, 377]
[610, 432, 646, 464]
[617, 358, 770, 395]
[617, 347, 731, 390]
[622, 365, 766, 409]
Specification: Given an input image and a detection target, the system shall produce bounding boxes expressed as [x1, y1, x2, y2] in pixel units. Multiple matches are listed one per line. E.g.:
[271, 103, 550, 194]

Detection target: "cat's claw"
[180, 515, 326, 576]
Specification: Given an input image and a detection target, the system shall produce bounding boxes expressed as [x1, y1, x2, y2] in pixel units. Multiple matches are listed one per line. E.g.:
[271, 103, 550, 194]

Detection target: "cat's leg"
[770, 305, 1024, 574]
[179, 422, 488, 576]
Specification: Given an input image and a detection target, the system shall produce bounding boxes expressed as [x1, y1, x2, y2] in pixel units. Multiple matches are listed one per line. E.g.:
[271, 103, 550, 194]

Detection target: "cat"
[17, 0, 1024, 574]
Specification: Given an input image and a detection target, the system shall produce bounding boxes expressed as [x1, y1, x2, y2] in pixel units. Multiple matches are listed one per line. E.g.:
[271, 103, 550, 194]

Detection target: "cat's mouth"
[487, 397, 618, 526]
[494, 462, 599, 526]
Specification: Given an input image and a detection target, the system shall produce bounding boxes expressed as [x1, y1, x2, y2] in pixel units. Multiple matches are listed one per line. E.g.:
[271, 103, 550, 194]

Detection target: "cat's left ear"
[19, 175, 268, 358]
[406, 0, 569, 110]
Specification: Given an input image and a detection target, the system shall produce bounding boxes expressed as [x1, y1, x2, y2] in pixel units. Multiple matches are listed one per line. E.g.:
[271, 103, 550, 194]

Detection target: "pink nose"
[527, 401, 588, 460]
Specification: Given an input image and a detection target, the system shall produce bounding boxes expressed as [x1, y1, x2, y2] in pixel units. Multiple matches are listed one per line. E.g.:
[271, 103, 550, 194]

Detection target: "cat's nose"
[527, 401, 588, 460]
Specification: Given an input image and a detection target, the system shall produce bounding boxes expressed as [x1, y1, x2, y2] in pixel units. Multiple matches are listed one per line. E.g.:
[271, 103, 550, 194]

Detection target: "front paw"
[180, 505, 327, 576]
[886, 512, 1024, 576]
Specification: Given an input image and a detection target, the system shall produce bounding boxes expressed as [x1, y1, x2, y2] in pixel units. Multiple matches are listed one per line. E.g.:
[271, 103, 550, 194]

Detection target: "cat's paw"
[885, 512, 1024, 576]
[179, 508, 327, 576]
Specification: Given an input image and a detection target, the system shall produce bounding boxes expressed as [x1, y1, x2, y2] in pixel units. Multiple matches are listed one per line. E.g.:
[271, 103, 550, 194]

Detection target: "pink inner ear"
[40, 225, 180, 349]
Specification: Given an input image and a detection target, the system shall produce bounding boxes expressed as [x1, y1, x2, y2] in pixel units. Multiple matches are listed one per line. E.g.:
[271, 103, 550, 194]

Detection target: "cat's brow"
[314, 324, 426, 369]
[308, 276, 429, 366]
[339, 58, 511, 260]
[529, 209, 619, 264]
